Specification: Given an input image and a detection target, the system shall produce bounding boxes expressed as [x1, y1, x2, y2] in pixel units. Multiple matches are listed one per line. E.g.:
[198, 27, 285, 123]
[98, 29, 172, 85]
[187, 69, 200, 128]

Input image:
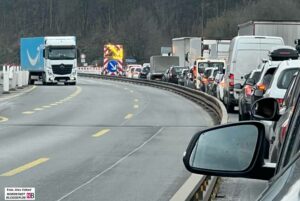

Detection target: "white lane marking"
[56, 127, 164, 201]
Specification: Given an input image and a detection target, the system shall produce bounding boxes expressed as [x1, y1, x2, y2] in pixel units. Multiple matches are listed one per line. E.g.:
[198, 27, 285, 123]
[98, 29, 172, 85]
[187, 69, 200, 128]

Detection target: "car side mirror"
[251, 98, 281, 121]
[183, 122, 274, 180]
[234, 83, 242, 89]
[43, 49, 45, 58]
[246, 78, 255, 86]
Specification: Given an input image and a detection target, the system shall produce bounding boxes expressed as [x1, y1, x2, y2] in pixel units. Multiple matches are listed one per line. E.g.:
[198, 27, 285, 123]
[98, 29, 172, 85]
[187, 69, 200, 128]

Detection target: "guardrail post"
[25, 71, 29, 86]
[10, 66, 17, 91]
[22, 70, 27, 86]
[3, 65, 10, 94]
[17, 67, 23, 89]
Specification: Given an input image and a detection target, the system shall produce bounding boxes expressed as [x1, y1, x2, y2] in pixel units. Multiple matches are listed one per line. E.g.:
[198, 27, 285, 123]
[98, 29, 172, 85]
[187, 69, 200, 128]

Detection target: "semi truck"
[172, 37, 202, 67]
[238, 20, 300, 47]
[148, 56, 179, 80]
[207, 40, 230, 60]
[20, 36, 78, 85]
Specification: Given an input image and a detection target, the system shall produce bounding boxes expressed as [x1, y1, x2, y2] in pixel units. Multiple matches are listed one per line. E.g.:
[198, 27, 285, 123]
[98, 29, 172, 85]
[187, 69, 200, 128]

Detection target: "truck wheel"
[42, 73, 47, 85]
[29, 79, 35, 85]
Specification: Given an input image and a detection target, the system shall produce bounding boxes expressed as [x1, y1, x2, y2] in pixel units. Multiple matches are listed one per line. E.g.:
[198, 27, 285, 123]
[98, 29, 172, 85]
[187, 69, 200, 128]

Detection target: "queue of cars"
[182, 36, 300, 200]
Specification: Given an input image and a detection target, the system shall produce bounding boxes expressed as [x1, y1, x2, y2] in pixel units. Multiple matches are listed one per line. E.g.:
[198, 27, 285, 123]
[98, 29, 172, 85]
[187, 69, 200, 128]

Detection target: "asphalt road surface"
[0, 77, 215, 201]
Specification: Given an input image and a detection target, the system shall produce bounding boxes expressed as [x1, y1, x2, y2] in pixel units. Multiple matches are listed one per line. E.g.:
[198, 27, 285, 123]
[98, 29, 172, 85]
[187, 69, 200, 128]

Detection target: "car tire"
[225, 93, 235, 113]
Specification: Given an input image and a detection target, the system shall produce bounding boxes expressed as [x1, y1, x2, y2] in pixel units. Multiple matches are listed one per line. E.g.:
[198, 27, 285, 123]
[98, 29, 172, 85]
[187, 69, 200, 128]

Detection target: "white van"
[223, 36, 284, 112]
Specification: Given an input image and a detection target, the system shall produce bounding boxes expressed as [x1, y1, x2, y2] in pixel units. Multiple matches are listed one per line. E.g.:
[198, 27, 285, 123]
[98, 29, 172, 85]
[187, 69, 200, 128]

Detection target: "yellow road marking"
[50, 103, 58, 106]
[42, 105, 51, 108]
[56, 101, 63, 104]
[134, 99, 139, 102]
[92, 129, 110, 137]
[1, 158, 49, 176]
[0, 116, 8, 122]
[124, 113, 133, 119]
[134, 105, 139, 109]
[22, 111, 35, 115]
[34, 108, 44, 111]
[0, 86, 37, 102]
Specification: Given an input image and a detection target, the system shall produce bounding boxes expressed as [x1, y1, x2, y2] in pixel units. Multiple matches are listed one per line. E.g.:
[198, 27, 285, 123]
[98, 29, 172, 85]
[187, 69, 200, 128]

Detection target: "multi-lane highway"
[0, 77, 215, 201]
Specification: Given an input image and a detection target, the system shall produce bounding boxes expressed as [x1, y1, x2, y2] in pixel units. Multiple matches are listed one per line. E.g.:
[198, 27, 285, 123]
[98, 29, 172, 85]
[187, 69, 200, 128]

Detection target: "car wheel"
[225, 93, 235, 113]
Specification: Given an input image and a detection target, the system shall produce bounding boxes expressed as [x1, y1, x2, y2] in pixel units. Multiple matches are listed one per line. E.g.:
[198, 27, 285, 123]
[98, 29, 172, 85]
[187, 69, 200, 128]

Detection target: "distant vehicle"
[208, 67, 225, 97]
[20, 36, 78, 85]
[203, 40, 231, 60]
[126, 64, 142, 78]
[172, 37, 202, 67]
[162, 66, 188, 84]
[148, 56, 179, 80]
[142, 63, 150, 68]
[216, 76, 226, 102]
[200, 67, 218, 93]
[139, 66, 150, 79]
[132, 67, 142, 79]
[178, 69, 189, 86]
[195, 59, 225, 90]
[238, 20, 300, 47]
[238, 68, 262, 120]
[223, 35, 284, 112]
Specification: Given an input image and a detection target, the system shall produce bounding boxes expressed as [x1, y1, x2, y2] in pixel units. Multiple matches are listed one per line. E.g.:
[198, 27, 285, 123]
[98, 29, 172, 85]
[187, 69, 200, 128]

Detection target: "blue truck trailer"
[20, 36, 78, 85]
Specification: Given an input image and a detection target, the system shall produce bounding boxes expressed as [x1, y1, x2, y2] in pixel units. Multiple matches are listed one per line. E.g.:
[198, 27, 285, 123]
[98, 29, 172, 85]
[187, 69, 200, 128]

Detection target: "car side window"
[277, 94, 300, 172]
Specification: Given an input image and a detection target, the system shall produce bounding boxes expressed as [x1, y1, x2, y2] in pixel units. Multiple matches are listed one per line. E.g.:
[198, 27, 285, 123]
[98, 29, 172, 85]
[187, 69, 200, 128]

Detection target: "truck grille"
[52, 65, 73, 75]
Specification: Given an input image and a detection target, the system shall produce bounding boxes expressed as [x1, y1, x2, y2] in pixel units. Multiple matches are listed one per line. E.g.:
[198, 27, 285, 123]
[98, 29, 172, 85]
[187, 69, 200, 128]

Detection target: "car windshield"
[204, 69, 212, 77]
[213, 70, 218, 77]
[251, 71, 262, 83]
[47, 47, 76, 60]
[278, 68, 299, 89]
[135, 68, 142, 72]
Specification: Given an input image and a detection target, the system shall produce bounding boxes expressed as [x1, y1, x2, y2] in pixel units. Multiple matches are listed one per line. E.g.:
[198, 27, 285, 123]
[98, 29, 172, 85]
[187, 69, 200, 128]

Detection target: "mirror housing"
[251, 98, 281, 121]
[183, 122, 274, 180]
[234, 83, 242, 89]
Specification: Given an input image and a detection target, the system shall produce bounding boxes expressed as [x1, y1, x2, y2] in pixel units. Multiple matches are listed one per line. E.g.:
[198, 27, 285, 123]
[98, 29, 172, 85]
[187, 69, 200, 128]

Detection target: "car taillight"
[277, 98, 284, 107]
[244, 85, 252, 97]
[280, 119, 289, 144]
[229, 73, 234, 87]
[257, 83, 266, 92]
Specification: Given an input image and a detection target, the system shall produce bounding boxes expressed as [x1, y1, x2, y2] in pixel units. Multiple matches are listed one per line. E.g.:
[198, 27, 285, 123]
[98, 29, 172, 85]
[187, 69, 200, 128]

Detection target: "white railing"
[1, 64, 29, 94]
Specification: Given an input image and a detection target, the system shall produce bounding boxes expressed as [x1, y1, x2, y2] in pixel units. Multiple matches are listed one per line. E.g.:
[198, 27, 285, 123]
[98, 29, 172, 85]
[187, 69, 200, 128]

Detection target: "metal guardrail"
[79, 73, 228, 125]
[79, 73, 228, 201]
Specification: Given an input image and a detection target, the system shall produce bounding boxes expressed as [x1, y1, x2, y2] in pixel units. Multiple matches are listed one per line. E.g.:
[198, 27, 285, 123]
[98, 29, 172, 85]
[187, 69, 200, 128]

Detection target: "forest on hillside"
[0, 0, 300, 64]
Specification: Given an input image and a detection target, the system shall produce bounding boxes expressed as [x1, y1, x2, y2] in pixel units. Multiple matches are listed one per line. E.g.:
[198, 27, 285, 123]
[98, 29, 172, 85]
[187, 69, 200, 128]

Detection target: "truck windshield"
[48, 48, 76, 60]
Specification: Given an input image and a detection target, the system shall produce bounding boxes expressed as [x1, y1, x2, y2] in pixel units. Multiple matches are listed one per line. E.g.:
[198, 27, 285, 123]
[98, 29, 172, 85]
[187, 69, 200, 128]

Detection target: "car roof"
[278, 60, 300, 69]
